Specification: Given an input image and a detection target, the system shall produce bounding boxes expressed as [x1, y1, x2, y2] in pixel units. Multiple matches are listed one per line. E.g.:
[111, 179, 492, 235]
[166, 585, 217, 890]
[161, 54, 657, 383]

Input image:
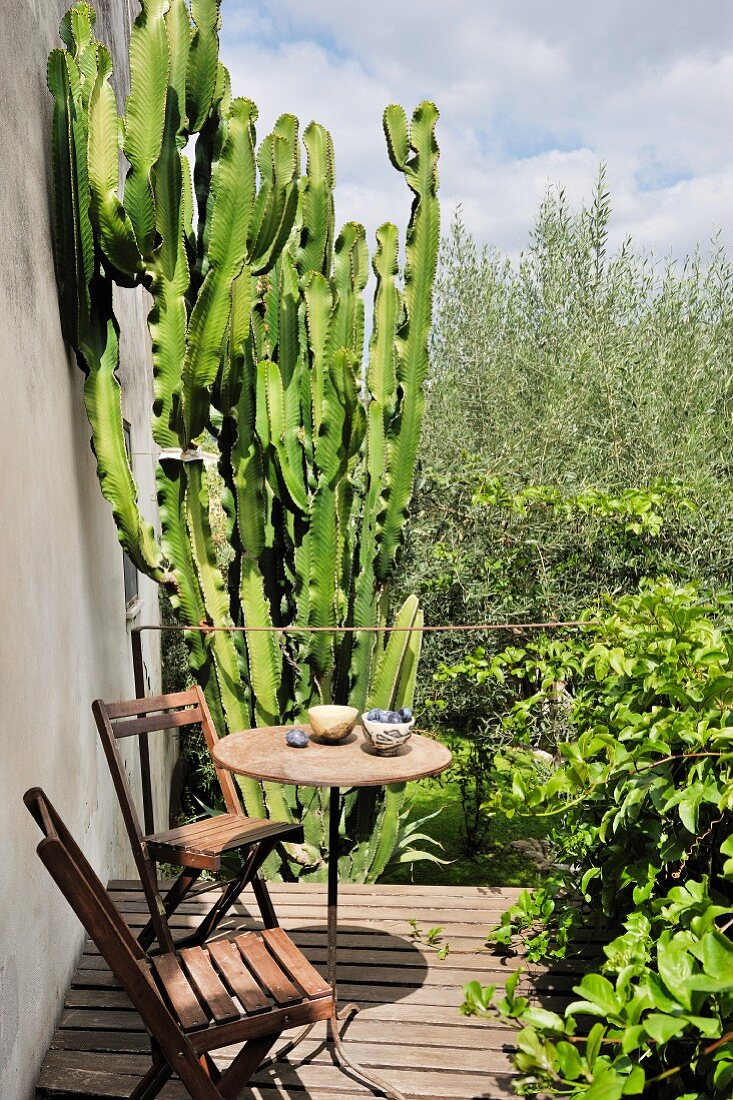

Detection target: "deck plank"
[37, 882, 539, 1100]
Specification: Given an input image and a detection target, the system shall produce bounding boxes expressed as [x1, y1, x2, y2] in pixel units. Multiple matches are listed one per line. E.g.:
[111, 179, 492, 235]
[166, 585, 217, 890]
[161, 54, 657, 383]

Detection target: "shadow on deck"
[35, 881, 577, 1099]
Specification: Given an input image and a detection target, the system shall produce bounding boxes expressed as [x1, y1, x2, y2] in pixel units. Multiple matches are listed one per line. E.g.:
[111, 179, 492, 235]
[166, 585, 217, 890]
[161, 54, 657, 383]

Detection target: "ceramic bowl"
[361, 713, 415, 755]
[308, 704, 358, 743]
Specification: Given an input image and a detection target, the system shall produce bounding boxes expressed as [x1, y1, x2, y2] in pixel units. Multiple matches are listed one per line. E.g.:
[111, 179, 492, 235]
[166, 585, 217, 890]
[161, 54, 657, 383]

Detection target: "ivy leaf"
[555, 1040, 584, 1079]
[643, 1013, 687, 1044]
[585, 1023, 606, 1068]
[521, 1006, 565, 1032]
[568, 974, 622, 1018]
[583, 1069, 625, 1100]
[622, 1065, 645, 1094]
[656, 937, 693, 1010]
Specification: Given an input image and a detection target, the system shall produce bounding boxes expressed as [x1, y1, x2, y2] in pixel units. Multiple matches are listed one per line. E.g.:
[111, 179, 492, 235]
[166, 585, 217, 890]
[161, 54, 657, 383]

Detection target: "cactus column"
[49, 0, 440, 882]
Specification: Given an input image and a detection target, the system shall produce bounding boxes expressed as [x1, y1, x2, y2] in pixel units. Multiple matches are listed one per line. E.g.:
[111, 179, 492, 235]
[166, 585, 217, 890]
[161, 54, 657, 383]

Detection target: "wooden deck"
[35, 880, 565, 1100]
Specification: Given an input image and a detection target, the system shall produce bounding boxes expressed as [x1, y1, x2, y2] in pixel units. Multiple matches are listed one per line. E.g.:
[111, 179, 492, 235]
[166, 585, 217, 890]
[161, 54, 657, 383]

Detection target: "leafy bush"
[460, 582, 733, 1098]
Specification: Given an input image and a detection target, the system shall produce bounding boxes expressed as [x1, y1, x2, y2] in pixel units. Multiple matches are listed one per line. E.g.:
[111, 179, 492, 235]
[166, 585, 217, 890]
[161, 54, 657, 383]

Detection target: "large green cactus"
[49, 1, 440, 882]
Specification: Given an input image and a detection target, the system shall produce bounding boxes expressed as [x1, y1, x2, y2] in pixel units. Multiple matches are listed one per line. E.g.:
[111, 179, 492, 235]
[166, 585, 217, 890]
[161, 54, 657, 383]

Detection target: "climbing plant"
[461, 583, 733, 1097]
[49, 0, 440, 881]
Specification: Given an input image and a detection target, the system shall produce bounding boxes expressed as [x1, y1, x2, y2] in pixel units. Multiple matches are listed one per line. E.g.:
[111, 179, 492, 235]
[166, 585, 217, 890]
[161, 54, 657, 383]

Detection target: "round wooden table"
[212, 723, 452, 1100]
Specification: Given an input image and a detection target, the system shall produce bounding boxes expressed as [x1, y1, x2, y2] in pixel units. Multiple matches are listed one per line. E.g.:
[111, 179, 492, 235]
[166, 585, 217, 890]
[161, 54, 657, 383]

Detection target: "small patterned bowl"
[361, 713, 415, 755]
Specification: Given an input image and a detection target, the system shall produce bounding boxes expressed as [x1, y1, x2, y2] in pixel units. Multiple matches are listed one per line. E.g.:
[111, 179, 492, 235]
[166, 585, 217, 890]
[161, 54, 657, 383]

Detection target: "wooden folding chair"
[25, 788, 331, 1099]
[92, 687, 302, 953]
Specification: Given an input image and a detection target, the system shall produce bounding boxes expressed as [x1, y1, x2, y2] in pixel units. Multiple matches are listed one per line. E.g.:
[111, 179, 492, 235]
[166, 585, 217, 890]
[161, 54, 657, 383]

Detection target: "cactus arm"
[276, 254, 308, 481]
[238, 556, 282, 727]
[316, 349, 361, 487]
[192, 61, 230, 279]
[184, 461, 250, 728]
[123, 0, 170, 261]
[87, 48, 143, 279]
[47, 47, 93, 349]
[296, 123, 335, 276]
[182, 97, 257, 444]
[82, 291, 165, 579]
[185, 0, 221, 133]
[248, 117, 300, 274]
[348, 223, 402, 706]
[332, 222, 368, 358]
[147, 0, 191, 446]
[157, 460, 208, 664]
[366, 594, 420, 708]
[59, 2, 98, 87]
[158, 459, 266, 819]
[303, 272, 333, 437]
[230, 333, 267, 557]
[262, 360, 309, 512]
[376, 102, 440, 581]
[305, 481, 338, 690]
[183, 461, 269, 823]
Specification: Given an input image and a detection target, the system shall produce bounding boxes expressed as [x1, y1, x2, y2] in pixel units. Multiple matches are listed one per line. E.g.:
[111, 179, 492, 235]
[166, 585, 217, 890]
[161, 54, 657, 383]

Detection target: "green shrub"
[460, 582, 733, 1097]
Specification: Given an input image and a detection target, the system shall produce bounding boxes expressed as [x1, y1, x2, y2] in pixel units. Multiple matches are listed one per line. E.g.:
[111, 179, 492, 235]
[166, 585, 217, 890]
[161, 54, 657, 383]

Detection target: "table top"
[212, 724, 452, 788]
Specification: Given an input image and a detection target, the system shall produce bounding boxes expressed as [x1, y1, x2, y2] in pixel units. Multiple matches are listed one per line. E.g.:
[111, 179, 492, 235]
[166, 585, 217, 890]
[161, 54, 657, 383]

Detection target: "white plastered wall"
[0, 2, 174, 1096]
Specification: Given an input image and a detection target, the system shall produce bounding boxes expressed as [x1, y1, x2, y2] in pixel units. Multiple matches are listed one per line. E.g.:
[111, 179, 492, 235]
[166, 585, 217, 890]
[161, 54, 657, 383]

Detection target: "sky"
[220, 1, 733, 262]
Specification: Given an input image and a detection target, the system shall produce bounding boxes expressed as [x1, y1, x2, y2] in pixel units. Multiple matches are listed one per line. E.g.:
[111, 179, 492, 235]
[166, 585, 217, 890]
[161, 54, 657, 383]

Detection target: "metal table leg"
[262, 786, 406, 1099]
[325, 785, 406, 1100]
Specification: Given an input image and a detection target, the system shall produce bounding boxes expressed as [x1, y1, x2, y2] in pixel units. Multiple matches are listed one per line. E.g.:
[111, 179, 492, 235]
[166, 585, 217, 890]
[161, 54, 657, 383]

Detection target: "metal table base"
[262, 786, 406, 1100]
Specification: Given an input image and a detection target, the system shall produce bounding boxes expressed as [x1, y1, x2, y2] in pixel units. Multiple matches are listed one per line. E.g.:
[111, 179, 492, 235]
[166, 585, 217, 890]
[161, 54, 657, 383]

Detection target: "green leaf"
[555, 1040, 583, 1079]
[643, 1013, 687, 1044]
[657, 937, 694, 1010]
[569, 973, 622, 1018]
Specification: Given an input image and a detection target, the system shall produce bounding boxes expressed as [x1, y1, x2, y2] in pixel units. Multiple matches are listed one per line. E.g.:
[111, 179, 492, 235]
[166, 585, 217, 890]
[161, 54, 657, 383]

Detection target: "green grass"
[380, 772, 547, 888]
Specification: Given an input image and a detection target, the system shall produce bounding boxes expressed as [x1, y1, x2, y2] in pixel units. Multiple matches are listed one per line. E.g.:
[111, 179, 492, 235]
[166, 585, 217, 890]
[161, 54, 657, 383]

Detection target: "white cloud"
[221, 1, 733, 261]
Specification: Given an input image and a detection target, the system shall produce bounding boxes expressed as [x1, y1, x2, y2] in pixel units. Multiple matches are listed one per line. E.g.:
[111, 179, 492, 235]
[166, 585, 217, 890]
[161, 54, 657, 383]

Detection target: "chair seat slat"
[235, 933, 301, 1005]
[150, 955, 209, 1031]
[206, 940, 272, 1014]
[261, 927, 332, 997]
[146, 817, 300, 869]
[179, 947, 240, 1023]
[145, 814, 246, 847]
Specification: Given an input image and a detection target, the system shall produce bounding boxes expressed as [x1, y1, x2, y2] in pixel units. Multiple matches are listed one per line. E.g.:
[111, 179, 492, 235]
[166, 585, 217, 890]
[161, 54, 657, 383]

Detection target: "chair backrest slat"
[105, 689, 199, 720]
[111, 706, 204, 739]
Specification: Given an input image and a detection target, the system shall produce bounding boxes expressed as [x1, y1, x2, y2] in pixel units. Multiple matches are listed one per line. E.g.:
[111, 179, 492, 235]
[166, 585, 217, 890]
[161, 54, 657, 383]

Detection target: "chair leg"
[251, 874, 278, 928]
[128, 1055, 173, 1100]
[187, 838, 278, 946]
[138, 868, 202, 951]
[218, 1034, 279, 1099]
[200, 1051, 221, 1082]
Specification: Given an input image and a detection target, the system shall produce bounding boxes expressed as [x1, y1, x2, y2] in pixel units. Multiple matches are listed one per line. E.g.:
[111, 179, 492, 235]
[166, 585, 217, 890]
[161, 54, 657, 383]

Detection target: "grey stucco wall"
[0, 2, 173, 1096]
